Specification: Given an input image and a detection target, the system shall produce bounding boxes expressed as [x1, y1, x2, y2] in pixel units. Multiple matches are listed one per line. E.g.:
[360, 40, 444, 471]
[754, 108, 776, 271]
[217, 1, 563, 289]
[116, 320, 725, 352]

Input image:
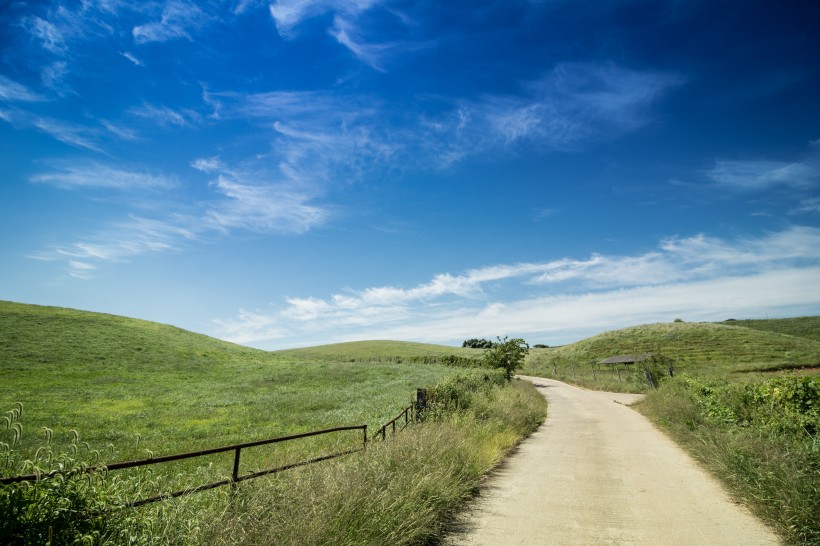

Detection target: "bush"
[639, 374, 820, 544]
[482, 337, 529, 380]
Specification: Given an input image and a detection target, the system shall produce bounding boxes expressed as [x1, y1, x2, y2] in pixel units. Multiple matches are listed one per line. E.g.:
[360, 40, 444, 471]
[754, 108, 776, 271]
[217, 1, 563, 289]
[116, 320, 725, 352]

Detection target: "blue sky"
[1, 0, 819, 349]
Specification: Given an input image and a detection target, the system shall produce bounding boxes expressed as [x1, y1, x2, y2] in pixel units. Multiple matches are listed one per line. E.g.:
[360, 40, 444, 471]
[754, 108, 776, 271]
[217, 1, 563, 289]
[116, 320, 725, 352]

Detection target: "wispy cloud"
[121, 51, 143, 66]
[29, 215, 199, 279]
[129, 103, 201, 128]
[0, 76, 46, 102]
[793, 197, 820, 214]
[132, 0, 211, 44]
[269, 0, 381, 37]
[427, 62, 682, 164]
[206, 176, 326, 234]
[30, 115, 104, 152]
[707, 159, 819, 190]
[28, 158, 331, 277]
[212, 226, 820, 347]
[30, 162, 177, 191]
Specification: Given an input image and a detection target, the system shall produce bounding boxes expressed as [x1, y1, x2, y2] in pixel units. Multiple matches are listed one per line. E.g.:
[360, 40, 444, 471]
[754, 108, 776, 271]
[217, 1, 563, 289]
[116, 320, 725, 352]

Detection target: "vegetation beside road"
[0, 301, 546, 544]
[520, 318, 820, 392]
[519, 316, 820, 545]
[638, 374, 820, 545]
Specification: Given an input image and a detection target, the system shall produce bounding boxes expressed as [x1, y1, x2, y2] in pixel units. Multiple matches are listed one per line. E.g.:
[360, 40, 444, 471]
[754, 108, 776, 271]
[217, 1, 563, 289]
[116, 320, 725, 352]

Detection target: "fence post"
[231, 448, 241, 488]
[645, 369, 658, 389]
[363, 425, 368, 448]
[415, 388, 427, 422]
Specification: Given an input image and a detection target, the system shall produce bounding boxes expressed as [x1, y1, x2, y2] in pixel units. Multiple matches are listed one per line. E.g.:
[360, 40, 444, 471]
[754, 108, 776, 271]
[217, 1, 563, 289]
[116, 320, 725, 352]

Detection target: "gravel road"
[444, 376, 780, 545]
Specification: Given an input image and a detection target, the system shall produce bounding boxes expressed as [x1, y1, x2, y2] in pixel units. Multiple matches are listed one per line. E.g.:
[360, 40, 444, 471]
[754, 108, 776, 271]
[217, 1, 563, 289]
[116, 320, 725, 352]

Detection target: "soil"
[443, 376, 781, 545]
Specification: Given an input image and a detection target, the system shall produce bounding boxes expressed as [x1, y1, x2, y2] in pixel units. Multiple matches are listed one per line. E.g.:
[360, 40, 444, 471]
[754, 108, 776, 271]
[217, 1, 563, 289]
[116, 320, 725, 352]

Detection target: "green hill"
[522, 320, 820, 382]
[275, 340, 481, 362]
[720, 316, 820, 343]
[0, 301, 457, 461]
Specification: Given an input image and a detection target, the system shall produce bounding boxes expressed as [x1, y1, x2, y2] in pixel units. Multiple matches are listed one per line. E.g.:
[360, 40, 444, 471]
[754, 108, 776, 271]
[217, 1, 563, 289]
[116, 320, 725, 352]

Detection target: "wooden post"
[416, 388, 427, 421]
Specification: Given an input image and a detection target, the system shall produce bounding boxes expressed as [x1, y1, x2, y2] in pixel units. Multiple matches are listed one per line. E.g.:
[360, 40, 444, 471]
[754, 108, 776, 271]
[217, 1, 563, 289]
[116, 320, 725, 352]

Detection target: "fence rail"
[376, 404, 413, 441]
[2, 389, 430, 508]
[1, 425, 367, 507]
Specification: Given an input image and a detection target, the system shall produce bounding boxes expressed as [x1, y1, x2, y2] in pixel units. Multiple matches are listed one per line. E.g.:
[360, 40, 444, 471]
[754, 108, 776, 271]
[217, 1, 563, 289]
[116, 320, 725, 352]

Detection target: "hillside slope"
[0, 301, 457, 460]
[275, 340, 480, 361]
[720, 316, 820, 343]
[525, 320, 820, 375]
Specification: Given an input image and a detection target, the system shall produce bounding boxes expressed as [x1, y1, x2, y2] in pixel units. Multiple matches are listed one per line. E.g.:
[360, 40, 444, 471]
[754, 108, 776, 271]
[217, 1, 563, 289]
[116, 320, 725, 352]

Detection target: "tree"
[462, 338, 496, 349]
[482, 336, 529, 380]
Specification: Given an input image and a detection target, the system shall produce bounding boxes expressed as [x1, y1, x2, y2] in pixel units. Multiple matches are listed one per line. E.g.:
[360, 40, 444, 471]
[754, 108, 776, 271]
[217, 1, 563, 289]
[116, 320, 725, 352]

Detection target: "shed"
[598, 353, 657, 366]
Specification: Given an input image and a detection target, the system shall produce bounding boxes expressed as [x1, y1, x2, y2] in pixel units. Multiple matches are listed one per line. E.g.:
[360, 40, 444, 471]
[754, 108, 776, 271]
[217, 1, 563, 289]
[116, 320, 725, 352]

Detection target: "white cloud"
[25, 15, 70, 53]
[121, 51, 143, 66]
[132, 0, 210, 44]
[31, 116, 103, 152]
[191, 156, 224, 173]
[212, 226, 820, 348]
[206, 176, 326, 234]
[129, 103, 201, 128]
[101, 120, 139, 141]
[269, 0, 380, 37]
[0, 76, 46, 102]
[28, 157, 332, 278]
[29, 215, 198, 270]
[30, 162, 177, 191]
[707, 159, 819, 190]
[794, 197, 820, 214]
[430, 62, 682, 162]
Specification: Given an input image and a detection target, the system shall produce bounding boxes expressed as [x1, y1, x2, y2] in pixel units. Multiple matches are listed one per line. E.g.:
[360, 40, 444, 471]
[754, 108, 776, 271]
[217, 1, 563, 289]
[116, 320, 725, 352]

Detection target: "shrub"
[639, 374, 820, 544]
[482, 337, 529, 380]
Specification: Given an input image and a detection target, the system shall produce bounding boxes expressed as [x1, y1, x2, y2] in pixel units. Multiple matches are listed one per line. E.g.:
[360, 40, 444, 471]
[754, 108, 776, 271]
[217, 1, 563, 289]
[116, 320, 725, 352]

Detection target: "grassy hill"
[521, 319, 820, 391]
[0, 301, 546, 545]
[275, 340, 481, 361]
[720, 316, 820, 342]
[0, 301, 457, 462]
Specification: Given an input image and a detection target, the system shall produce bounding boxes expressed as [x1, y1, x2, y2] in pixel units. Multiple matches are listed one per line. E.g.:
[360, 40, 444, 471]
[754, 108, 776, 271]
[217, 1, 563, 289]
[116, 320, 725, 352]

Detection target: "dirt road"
[444, 376, 780, 545]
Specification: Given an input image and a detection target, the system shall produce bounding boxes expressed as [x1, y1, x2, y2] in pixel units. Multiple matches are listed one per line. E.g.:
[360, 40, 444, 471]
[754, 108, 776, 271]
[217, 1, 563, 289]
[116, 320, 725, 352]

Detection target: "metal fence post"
[231, 447, 241, 489]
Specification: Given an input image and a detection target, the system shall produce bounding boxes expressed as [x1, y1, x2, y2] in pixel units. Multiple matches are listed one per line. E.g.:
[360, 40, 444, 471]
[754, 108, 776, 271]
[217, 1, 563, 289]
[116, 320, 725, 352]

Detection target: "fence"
[1, 389, 428, 508]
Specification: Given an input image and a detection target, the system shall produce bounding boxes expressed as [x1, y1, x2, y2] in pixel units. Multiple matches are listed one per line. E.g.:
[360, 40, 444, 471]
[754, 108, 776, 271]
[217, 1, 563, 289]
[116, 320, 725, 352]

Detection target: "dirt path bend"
[444, 376, 780, 546]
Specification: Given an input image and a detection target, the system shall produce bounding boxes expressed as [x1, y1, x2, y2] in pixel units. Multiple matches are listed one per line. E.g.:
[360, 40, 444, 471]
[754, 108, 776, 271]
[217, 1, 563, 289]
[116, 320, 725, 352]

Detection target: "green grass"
[204, 375, 547, 546]
[0, 301, 462, 460]
[637, 375, 819, 545]
[0, 301, 547, 544]
[520, 319, 820, 392]
[721, 316, 820, 343]
[274, 340, 482, 362]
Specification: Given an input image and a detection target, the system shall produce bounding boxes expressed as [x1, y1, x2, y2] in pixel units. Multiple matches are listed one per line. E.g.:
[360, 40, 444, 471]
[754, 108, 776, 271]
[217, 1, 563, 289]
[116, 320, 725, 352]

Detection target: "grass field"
[4, 300, 818, 544]
[520, 319, 820, 392]
[0, 301, 470, 460]
[1, 300, 548, 544]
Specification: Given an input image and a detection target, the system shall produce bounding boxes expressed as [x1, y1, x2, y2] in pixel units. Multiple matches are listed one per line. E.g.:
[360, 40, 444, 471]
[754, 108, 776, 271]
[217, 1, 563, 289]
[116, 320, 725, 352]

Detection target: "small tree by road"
[483, 336, 529, 380]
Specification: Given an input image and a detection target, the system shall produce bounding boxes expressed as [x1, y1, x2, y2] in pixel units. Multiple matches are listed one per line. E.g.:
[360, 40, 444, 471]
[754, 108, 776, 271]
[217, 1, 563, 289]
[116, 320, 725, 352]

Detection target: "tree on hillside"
[483, 336, 529, 380]
[462, 338, 496, 349]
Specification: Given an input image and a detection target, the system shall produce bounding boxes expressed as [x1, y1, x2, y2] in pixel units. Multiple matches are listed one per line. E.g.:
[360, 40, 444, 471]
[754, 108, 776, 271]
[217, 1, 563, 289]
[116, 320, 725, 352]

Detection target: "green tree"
[483, 336, 529, 380]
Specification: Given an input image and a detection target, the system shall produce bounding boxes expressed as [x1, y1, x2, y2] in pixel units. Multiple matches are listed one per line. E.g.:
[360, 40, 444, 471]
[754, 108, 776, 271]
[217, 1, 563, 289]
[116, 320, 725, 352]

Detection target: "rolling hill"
[523, 319, 820, 380]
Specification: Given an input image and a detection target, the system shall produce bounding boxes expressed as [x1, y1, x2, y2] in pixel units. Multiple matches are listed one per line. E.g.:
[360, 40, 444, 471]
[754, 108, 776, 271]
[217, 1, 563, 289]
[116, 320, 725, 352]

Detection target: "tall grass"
[637, 374, 820, 545]
[2, 372, 547, 545]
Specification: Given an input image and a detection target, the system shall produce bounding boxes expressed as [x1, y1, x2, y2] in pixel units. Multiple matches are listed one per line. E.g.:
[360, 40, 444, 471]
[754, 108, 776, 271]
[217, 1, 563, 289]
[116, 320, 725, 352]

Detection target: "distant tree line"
[461, 338, 497, 349]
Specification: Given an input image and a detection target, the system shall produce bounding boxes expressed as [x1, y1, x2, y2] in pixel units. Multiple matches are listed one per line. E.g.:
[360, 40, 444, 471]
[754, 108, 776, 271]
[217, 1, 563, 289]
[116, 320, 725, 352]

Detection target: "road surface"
[444, 376, 780, 545]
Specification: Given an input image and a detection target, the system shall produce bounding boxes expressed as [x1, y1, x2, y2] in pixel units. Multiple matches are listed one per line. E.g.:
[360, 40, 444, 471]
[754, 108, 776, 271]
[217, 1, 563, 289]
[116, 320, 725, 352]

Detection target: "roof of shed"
[598, 353, 657, 365]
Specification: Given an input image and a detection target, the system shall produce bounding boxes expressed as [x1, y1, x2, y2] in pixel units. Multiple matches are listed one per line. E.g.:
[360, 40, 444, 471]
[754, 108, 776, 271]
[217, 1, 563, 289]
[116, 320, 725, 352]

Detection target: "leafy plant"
[482, 337, 529, 380]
